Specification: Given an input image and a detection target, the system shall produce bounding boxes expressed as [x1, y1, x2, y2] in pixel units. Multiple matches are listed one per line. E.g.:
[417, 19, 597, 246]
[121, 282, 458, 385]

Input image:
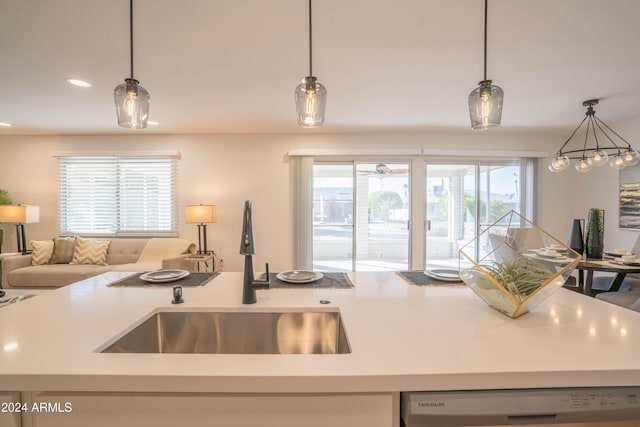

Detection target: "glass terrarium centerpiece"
[459, 211, 581, 318]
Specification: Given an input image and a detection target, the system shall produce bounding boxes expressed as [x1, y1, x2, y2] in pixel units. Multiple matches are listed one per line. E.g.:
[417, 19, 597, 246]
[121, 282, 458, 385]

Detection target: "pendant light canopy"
[295, 0, 326, 128]
[468, 0, 503, 130]
[114, 0, 150, 129]
[548, 99, 640, 173]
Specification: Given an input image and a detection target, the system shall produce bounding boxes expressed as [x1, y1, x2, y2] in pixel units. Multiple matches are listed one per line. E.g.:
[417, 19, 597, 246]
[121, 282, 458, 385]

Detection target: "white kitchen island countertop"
[0, 271, 639, 393]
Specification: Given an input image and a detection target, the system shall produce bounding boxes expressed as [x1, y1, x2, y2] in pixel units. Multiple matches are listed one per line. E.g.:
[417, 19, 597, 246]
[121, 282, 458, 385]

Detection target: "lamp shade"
[0, 205, 39, 224]
[185, 205, 217, 224]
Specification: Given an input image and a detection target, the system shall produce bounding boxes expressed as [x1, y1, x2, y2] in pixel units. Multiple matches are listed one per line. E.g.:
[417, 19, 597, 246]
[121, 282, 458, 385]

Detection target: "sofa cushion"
[51, 236, 76, 264]
[7, 264, 111, 288]
[31, 240, 54, 265]
[70, 237, 110, 265]
[104, 239, 149, 265]
[136, 238, 196, 263]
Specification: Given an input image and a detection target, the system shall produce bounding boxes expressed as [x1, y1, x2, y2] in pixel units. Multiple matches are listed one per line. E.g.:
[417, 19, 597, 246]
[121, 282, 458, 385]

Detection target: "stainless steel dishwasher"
[401, 387, 640, 426]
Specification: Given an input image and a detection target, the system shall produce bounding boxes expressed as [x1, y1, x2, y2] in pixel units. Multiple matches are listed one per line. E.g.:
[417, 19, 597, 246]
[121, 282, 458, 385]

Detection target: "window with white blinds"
[57, 156, 178, 235]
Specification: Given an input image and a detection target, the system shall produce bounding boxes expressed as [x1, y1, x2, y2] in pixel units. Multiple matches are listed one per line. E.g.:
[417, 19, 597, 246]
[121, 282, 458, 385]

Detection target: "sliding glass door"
[310, 159, 528, 271]
[312, 164, 354, 271]
[425, 164, 476, 270]
[312, 161, 410, 271]
[425, 161, 523, 269]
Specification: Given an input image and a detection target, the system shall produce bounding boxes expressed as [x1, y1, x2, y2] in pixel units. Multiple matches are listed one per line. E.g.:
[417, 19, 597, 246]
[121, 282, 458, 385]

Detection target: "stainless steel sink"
[99, 309, 351, 354]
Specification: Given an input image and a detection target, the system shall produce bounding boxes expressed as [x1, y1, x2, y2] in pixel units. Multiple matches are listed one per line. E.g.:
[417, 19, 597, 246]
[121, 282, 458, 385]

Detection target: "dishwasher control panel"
[401, 387, 640, 426]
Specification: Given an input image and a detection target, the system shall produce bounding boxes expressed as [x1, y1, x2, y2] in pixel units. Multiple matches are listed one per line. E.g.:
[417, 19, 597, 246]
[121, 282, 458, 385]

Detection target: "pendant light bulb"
[591, 150, 609, 167]
[469, 80, 503, 130]
[114, 78, 150, 129]
[295, 76, 327, 127]
[610, 154, 626, 170]
[114, 0, 150, 129]
[622, 149, 640, 167]
[575, 158, 593, 173]
[549, 154, 570, 172]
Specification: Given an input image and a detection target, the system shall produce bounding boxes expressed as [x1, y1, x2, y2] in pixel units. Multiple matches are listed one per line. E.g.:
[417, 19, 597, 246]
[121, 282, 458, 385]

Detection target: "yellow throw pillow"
[31, 240, 54, 265]
[70, 236, 110, 265]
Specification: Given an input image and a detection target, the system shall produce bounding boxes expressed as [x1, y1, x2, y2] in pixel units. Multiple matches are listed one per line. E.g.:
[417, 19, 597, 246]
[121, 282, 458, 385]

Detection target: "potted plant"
[0, 188, 12, 253]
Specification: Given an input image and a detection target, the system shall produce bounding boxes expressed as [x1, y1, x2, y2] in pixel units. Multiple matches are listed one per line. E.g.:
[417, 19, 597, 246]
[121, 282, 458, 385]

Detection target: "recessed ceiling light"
[66, 78, 92, 88]
[147, 121, 159, 126]
[0, 122, 12, 127]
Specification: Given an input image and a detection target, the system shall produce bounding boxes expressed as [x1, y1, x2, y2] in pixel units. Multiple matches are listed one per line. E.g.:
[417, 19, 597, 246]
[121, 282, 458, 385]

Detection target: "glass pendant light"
[114, 0, 150, 129]
[622, 149, 640, 166]
[295, 0, 326, 127]
[575, 157, 593, 173]
[548, 154, 570, 172]
[590, 149, 609, 167]
[468, 0, 503, 130]
[610, 153, 626, 170]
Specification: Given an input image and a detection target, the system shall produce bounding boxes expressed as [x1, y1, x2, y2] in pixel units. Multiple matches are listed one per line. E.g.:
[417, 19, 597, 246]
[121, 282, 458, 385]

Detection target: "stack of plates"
[139, 269, 190, 283]
[423, 269, 462, 282]
[276, 270, 323, 284]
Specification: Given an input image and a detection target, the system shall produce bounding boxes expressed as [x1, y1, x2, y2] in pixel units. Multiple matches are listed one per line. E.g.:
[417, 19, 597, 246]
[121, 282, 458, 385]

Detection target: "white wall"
[2, 128, 629, 271]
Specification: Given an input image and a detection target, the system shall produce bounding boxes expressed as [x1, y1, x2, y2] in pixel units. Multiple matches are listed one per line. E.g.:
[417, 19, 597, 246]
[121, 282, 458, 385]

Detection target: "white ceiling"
[1, 0, 639, 135]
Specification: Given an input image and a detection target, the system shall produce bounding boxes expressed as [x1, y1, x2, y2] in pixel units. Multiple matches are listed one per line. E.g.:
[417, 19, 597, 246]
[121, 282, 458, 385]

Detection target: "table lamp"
[0, 205, 40, 254]
[185, 204, 217, 254]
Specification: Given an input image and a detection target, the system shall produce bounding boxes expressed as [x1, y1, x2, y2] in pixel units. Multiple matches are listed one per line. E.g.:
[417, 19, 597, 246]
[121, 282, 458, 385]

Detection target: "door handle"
[425, 219, 431, 231]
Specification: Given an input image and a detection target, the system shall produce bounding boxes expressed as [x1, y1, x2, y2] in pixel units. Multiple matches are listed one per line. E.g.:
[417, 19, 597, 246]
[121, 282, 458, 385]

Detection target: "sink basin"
[99, 309, 351, 354]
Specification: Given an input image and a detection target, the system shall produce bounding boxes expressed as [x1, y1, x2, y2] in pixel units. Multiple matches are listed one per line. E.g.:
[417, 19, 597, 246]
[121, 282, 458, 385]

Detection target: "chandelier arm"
[581, 116, 592, 158]
[593, 116, 632, 150]
[129, 0, 134, 79]
[556, 115, 588, 155]
[588, 115, 600, 150]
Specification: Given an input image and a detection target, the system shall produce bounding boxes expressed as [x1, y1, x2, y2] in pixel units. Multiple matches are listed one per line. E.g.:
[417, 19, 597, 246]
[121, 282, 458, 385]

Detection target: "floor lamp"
[0, 205, 40, 254]
[185, 204, 217, 255]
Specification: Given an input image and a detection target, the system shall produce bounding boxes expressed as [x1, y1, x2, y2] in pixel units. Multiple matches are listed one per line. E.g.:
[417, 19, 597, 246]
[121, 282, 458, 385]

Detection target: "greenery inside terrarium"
[479, 255, 554, 300]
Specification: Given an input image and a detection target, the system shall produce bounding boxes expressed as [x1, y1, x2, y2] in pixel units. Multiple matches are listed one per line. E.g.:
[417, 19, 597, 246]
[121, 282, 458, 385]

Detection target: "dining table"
[575, 258, 640, 296]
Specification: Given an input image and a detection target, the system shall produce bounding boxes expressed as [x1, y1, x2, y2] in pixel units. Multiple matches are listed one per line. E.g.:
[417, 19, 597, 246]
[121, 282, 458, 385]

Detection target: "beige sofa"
[1, 237, 196, 289]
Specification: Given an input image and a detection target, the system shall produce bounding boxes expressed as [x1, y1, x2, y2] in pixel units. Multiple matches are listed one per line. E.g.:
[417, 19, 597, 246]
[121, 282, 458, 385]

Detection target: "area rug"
[108, 272, 219, 288]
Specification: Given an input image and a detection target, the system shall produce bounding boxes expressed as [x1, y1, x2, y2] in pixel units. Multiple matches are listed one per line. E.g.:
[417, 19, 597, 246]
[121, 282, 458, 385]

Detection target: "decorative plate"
[139, 269, 190, 283]
[423, 269, 462, 282]
[604, 250, 628, 258]
[611, 260, 640, 267]
[535, 249, 563, 259]
[276, 270, 324, 284]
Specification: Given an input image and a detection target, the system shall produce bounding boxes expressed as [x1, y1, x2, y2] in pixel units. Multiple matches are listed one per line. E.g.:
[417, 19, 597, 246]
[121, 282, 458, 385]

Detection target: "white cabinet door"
[29, 392, 393, 427]
[0, 392, 21, 427]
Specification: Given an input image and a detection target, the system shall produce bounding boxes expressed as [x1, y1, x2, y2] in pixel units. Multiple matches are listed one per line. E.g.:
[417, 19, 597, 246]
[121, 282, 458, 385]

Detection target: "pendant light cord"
[308, 0, 313, 76]
[129, 0, 134, 79]
[483, 0, 488, 81]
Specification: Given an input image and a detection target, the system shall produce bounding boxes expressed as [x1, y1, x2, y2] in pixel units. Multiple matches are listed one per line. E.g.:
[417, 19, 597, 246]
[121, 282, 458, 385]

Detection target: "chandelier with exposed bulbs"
[548, 99, 640, 173]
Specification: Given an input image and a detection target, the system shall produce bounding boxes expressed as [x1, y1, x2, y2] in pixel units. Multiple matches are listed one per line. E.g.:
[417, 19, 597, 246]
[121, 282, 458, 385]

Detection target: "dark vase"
[585, 208, 604, 259]
[568, 218, 584, 256]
